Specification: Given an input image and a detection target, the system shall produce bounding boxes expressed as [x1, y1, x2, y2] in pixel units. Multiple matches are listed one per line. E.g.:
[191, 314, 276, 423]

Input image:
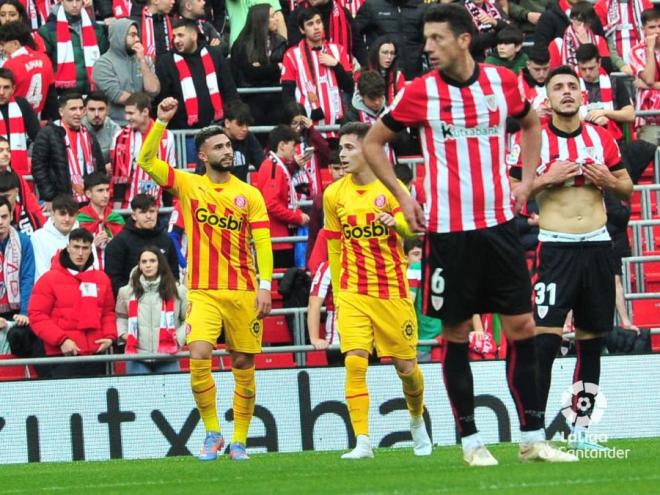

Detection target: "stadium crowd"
[0, 0, 657, 379]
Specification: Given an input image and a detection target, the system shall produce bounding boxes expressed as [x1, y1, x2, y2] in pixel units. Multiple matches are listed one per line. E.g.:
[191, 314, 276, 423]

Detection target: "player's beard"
[209, 159, 233, 172]
[554, 107, 580, 118]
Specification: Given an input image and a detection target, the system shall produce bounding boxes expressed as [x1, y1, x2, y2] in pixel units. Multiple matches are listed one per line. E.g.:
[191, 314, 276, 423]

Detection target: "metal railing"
[622, 255, 660, 321]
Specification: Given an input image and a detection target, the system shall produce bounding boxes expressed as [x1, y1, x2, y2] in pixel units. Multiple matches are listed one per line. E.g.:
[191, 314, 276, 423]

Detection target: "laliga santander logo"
[560, 381, 608, 428]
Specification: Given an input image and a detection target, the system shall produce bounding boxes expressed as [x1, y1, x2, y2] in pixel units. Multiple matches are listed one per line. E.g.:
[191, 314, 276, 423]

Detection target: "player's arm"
[323, 188, 342, 292]
[136, 98, 181, 191]
[377, 210, 417, 239]
[307, 295, 328, 350]
[250, 190, 274, 318]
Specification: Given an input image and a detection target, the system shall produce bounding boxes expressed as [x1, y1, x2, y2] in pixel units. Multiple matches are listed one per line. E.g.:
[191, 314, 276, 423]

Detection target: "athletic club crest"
[374, 194, 386, 208]
[234, 195, 247, 208]
[537, 305, 548, 319]
[485, 94, 498, 112]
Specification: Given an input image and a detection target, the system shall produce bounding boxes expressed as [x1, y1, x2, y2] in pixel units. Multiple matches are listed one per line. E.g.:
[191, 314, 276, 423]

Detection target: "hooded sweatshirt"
[92, 18, 158, 124]
[30, 218, 79, 281]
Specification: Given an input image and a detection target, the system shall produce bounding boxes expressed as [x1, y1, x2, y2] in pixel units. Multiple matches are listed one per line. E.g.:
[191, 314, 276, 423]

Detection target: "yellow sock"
[345, 355, 370, 437]
[190, 359, 220, 433]
[231, 366, 256, 445]
[397, 364, 425, 418]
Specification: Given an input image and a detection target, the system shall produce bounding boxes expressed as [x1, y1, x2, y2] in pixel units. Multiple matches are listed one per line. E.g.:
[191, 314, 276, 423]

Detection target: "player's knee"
[505, 315, 536, 340]
[441, 320, 471, 342]
[231, 352, 255, 369]
[393, 358, 416, 374]
[189, 340, 214, 360]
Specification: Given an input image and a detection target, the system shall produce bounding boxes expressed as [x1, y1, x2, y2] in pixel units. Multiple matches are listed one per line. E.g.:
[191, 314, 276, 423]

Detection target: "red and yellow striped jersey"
[323, 175, 409, 299]
[138, 122, 271, 291]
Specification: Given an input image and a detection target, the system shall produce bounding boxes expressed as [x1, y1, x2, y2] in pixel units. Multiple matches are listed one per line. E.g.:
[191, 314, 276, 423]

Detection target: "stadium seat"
[631, 299, 660, 352]
[255, 352, 296, 369]
[262, 315, 292, 344]
[305, 351, 328, 366]
[0, 355, 30, 380]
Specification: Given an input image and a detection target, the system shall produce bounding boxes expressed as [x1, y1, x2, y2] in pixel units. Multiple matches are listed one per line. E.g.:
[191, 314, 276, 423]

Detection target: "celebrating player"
[510, 66, 633, 450]
[363, 4, 577, 465]
[137, 98, 273, 462]
[323, 122, 432, 460]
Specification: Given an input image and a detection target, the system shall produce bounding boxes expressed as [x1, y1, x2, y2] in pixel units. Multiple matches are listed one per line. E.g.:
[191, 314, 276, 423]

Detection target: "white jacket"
[31, 218, 79, 281]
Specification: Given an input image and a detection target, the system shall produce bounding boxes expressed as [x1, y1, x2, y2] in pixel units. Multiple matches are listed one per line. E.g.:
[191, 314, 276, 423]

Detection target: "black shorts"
[422, 220, 532, 325]
[532, 241, 615, 333]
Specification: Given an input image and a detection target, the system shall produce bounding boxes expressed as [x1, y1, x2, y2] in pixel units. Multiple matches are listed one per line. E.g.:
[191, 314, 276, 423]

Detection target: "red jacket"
[256, 155, 305, 251]
[29, 251, 117, 356]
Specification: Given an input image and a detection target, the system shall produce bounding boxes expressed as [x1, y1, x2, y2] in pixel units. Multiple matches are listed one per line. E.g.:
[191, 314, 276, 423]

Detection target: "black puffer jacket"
[31, 123, 104, 202]
[352, 0, 427, 79]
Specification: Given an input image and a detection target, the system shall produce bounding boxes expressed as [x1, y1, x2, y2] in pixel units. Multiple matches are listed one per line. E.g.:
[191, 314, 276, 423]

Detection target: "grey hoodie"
[92, 19, 158, 125]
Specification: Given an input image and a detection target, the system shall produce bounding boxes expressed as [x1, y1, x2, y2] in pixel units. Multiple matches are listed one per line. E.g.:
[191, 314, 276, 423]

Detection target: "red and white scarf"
[328, 1, 352, 53]
[293, 142, 322, 198]
[126, 295, 178, 354]
[270, 151, 298, 210]
[0, 100, 28, 176]
[55, 6, 100, 89]
[603, 0, 645, 61]
[112, 0, 132, 18]
[579, 70, 621, 140]
[141, 7, 172, 58]
[111, 121, 169, 208]
[465, 0, 502, 32]
[174, 47, 224, 126]
[337, 0, 364, 18]
[560, 25, 596, 68]
[294, 40, 344, 136]
[61, 121, 95, 203]
[0, 227, 22, 314]
[23, 0, 49, 30]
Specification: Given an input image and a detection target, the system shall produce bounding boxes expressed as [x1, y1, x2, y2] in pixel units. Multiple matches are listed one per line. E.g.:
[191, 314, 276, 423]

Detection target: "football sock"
[441, 341, 477, 437]
[190, 358, 220, 433]
[572, 338, 603, 428]
[535, 333, 562, 413]
[506, 337, 545, 432]
[397, 364, 425, 418]
[232, 366, 256, 445]
[345, 354, 370, 437]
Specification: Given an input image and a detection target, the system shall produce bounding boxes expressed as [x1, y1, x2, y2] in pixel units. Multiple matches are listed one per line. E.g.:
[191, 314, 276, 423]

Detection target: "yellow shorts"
[186, 289, 262, 354]
[336, 292, 418, 360]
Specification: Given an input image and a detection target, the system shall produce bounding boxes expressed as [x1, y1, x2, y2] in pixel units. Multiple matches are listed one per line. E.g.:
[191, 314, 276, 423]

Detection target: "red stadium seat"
[262, 315, 292, 344]
[0, 355, 30, 380]
[305, 351, 328, 366]
[255, 352, 296, 369]
[631, 299, 660, 352]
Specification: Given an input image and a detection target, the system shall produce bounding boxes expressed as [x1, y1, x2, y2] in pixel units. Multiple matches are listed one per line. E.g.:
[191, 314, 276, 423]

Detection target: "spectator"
[104, 193, 180, 296]
[177, 0, 223, 47]
[630, 8, 660, 145]
[507, 0, 548, 38]
[0, 67, 41, 176]
[346, 70, 386, 124]
[115, 246, 187, 374]
[31, 93, 105, 209]
[77, 172, 125, 269]
[0, 21, 56, 119]
[353, 35, 405, 106]
[287, 0, 355, 54]
[31, 194, 79, 280]
[0, 169, 44, 236]
[535, 0, 606, 52]
[166, 199, 186, 279]
[230, 4, 287, 125]
[594, 0, 651, 74]
[547, 2, 612, 71]
[131, 0, 175, 58]
[281, 7, 354, 140]
[464, 0, 510, 61]
[256, 125, 310, 268]
[82, 92, 121, 168]
[518, 47, 551, 116]
[194, 100, 265, 182]
[156, 18, 238, 130]
[226, 0, 286, 46]
[110, 92, 176, 209]
[404, 238, 441, 363]
[29, 228, 116, 378]
[39, 0, 108, 95]
[0, 195, 34, 326]
[485, 26, 528, 73]
[352, 0, 426, 79]
[92, 19, 161, 126]
[0, 0, 47, 51]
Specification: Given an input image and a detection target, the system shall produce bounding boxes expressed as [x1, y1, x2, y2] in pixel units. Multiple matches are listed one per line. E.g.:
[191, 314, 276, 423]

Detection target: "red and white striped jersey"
[310, 260, 338, 344]
[509, 121, 622, 187]
[595, 0, 650, 63]
[383, 64, 529, 233]
[630, 40, 660, 125]
[578, 70, 622, 141]
[518, 70, 548, 111]
[548, 34, 610, 70]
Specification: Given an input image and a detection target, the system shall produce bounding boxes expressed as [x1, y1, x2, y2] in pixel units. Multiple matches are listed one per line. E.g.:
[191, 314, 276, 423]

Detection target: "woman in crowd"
[230, 3, 287, 125]
[116, 246, 187, 374]
[355, 36, 406, 105]
[0, 0, 45, 52]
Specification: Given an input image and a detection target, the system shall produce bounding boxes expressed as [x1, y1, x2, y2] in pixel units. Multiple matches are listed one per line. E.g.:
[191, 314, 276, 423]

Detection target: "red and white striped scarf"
[0, 227, 22, 314]
[174, 47, 224, 126]
[465, 0, 501, 32]
[23, 0, 49, 29]
[111, 121, 167, 208]
[294, 142, 322, 197]
[579, 70, 622, 140]
[126, 295, 178, 354]
[561, 25, 596, 68]
[141, 7, 172, 58]
[603, 0, 645, 61]
[269, 151, 298, 210]
[0, 100, 28, 176]
[328, 1, 351, 53]
[112, 0, 132, 17]
[55, 6, 100, 89]
[337, 0, 364, 18]
[61, 121, 95, 203]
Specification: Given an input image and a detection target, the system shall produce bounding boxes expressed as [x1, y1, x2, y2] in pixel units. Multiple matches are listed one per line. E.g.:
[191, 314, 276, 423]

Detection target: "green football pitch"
[0, 438, 658, 495]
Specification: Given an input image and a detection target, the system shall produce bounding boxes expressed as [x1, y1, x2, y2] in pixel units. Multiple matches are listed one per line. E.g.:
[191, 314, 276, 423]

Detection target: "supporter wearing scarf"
[578, 68, 621, 139]
[141, 5, 173, 58]
[465, 0, 502, 32]
[174, 46, 224, 126]
[0, 100, 28, 176]
[599, 0, 649, 60]
[301, 0, 352, 52]
[54, 5, 100, 89]
[112, 0, 133, 18]
[77, 204, 125, 240]
[0, 226, 22, 314]
[58, 119, 95, 204]
[125, 295, 178, 354]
